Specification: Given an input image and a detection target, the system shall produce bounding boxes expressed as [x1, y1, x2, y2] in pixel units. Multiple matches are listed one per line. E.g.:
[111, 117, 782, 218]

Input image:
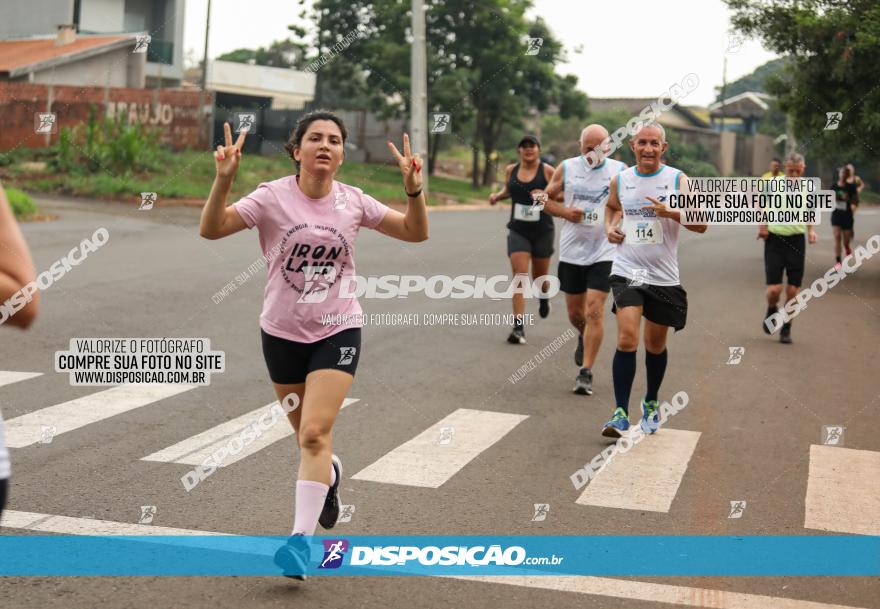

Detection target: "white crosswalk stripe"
[0, 373, 695, 514]
[0, 510, 224, 536]
[454, 575, 871, 609]
[804, 444, 880, 536]
[0, 371, 43, 387]
[142, 398, 359, 467]
[575, 428, 701, 513]
[5, 384, 198, 448]
[352, 408, 528, 488]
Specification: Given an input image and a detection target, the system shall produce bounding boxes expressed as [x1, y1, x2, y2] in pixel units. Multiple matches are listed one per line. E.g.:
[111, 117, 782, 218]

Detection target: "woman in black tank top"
[488, 135, 557, 344]
[506, 161, 554, 235]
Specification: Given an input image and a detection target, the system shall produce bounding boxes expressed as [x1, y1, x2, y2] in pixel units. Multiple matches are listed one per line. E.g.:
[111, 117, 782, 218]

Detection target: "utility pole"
[201, 0, 212, 91]
[785, 113, 797, 155]
[720, 55, 727, 131]
[201, 0, 213, 149]
[410, 0, 428, 192]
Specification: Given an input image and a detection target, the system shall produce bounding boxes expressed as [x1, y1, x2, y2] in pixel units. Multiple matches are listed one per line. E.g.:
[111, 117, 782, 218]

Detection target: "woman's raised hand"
[215, 122, 246, 179]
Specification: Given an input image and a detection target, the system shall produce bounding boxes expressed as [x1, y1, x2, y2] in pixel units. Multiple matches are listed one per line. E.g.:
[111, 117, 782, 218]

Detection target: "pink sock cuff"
[297, 480, 329, 491]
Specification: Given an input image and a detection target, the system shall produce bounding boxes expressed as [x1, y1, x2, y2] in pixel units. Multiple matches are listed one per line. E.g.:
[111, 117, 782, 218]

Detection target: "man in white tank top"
[600, 123, 707, 438]
[540, 125, 626, 396]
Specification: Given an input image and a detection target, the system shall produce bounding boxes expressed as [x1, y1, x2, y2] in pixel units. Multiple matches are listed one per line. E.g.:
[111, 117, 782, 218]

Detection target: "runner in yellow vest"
[757, 152, 818, 344]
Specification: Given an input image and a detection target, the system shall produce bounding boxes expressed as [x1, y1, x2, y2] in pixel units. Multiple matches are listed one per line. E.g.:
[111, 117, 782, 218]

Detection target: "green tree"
[713, 59, 789, 137]
[216, 38, 308, 69]
[664, 130, 720, 177]
[713, 58, 788, 102]
[308, 0, 588, 185]
[726, 0, 880, 176]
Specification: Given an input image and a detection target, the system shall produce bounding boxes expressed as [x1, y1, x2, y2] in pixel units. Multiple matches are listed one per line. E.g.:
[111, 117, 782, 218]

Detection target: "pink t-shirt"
[233, 175, 390, 343]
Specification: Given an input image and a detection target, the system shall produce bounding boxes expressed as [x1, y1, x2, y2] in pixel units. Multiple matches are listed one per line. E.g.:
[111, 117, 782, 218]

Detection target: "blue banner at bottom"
[0, 536, 877, 576]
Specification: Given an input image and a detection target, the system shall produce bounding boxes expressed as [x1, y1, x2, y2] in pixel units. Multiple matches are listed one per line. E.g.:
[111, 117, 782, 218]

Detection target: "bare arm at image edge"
[0, 183, 39, 329]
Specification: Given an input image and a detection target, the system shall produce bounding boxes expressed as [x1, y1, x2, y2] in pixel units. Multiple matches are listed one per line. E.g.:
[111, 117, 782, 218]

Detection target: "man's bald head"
[580, 124, 610, 165]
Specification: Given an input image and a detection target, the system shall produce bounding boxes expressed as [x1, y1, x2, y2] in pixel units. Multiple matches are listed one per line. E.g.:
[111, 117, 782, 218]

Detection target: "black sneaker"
[507, 327, 526, 344]
[573, 368, 593, 395]
[574, 335, 584, 367]
[539, 297, 550, 319]
[763, 306, 777, 334]
[318, 454, 342, 529]
[780, 322, 792, 344]
[274, 533, 310, 580]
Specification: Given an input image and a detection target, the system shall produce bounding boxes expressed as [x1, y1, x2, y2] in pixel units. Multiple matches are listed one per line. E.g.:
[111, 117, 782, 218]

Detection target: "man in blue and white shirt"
[601, 123, 707, 438]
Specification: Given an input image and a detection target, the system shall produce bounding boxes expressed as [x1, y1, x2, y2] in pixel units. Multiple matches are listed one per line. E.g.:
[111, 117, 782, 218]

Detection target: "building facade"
[0, 0, 185, 87]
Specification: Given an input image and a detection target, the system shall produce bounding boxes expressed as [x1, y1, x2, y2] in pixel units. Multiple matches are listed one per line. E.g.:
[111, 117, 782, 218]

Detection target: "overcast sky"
[183, 0, 778, 107]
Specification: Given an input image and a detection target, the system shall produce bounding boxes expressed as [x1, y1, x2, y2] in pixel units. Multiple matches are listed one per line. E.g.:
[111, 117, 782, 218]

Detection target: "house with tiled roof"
[0, 0, 185, 88]
[0, 28, 145, 87]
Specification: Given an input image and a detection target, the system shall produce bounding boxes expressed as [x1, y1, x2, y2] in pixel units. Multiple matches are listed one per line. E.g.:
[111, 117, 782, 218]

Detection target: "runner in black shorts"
[602, 123, 707, 438]
[608, 278, 688, 331]
[758, 152, 818, 344]
[261, 327, 362, 384]
[537, 124, 627, 395]
[489, 135, 556, 344]
[763, 233, 805, 287]
[831, 165, 859, 270]
[200, 112, 429, 579]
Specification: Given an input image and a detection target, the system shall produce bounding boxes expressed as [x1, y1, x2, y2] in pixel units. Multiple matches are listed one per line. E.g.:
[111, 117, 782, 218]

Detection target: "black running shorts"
[261, 327, 361, 384]
[764, 233, 806, 287]
[507, 228, 554, 258]
[831, 209, 854, 231]
[609, 274, 688, 331]
[559, 260, 613, 294]
[0, 477, 7, 520]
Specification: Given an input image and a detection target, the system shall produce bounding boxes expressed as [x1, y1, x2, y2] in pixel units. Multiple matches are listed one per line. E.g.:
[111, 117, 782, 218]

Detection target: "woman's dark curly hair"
[284, 110, 348, 168]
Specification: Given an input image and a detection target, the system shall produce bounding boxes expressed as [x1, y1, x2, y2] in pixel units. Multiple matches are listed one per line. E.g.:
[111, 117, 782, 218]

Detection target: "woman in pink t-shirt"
[199, 111, 428, 579]
[0, 181, 41, 522]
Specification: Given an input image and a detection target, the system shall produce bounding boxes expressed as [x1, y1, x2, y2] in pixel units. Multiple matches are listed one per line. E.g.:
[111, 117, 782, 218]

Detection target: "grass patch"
[5, 187, 38, 218]
[7, 147, 491, 206]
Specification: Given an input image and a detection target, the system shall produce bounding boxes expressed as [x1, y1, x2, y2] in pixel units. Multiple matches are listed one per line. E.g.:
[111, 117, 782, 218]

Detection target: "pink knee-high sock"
[292, 480, 329, 536]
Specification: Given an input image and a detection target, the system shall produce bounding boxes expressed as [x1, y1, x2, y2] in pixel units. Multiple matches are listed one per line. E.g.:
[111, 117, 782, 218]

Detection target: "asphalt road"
[1, 194, 878, 609]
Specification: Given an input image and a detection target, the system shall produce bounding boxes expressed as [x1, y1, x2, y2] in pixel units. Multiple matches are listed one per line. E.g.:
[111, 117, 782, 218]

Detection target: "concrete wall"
[677, 128, 722, 170]
[29, 46, 142, 88]
[141, 0, 184, 85]
[126, 51, 146, 87]
[80, 0, 126, 32]
[122, 0, 150, 31]
[0, 0, 74, 38]
[208, 61, 315, 109]
[0, 82, 213, 151]
[0, 0, 135, 38]
[719, 131, 737, 176]
[732, 133, 776, 176]
[678, 130, 777, 177]
[750, 133, 776, 176]
[337, 110, 406, 164]
[170, 0, 185, 78]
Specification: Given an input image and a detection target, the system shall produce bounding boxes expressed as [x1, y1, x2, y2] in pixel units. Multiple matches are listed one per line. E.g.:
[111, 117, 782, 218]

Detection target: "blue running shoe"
[602, 407, 630, 438]
[640, 399, 660, 434]
[274, 533, 310, 580]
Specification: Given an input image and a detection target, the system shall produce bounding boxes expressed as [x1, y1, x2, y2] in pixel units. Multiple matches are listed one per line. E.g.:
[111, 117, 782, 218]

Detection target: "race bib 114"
[625, 219, 663, 245]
